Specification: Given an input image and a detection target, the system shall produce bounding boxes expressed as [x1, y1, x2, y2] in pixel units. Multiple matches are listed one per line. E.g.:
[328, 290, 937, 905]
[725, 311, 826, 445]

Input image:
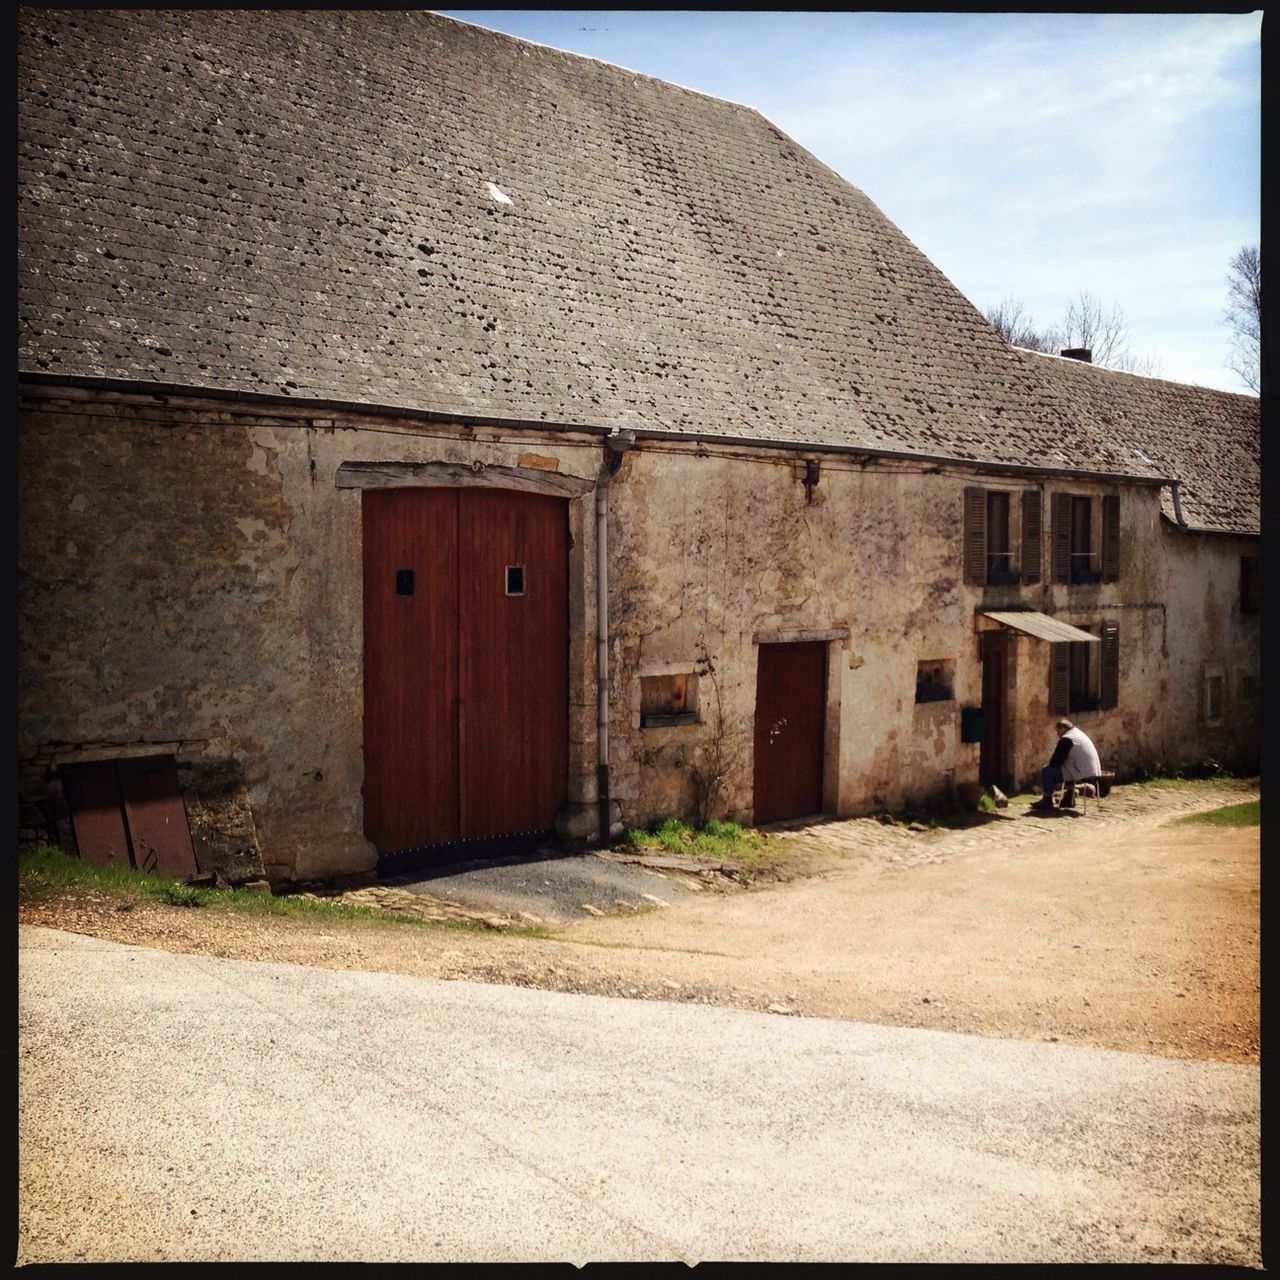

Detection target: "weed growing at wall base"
[623, 818, 773, 862]
[17, 843, 418, 925]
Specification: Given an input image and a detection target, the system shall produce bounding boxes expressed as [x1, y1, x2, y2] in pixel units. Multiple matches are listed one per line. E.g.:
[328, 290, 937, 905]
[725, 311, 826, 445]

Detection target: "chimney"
[1060, 347, 1092, 363]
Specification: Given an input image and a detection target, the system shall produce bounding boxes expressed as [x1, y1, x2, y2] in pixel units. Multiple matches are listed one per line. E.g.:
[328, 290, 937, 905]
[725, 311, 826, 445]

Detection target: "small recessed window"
[505, 565, 525, 596]
[396, 569, 415, 596]
[915, 658, 954, 704]
[640, 673, 698, 727]
[1204, 664, 1225, 726]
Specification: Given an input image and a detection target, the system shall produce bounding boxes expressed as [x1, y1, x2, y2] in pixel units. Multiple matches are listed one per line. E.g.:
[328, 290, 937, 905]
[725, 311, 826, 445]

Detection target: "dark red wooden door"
[458, 488, 569, 839]
[753, 641, 827, 825]
[363, 488, 460, 853]
[980, 630, 1009, 789]
[362, 487, 568, 855]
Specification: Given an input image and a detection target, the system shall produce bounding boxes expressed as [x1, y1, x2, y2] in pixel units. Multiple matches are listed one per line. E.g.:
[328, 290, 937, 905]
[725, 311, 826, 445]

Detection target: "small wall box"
[960, 706, 986, 743]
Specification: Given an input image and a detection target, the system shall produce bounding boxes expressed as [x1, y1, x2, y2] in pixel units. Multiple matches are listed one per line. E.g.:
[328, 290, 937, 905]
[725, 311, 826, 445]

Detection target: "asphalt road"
[17, 925, 1261, 1265]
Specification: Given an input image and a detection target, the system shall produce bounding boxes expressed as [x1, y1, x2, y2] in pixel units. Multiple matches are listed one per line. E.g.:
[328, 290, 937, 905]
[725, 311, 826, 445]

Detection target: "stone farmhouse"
[18, 10, 1259, 887]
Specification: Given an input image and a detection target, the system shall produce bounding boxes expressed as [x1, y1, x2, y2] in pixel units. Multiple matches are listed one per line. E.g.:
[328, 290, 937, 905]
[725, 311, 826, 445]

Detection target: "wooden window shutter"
[1051, 492, 1072, 584]
[963, 487, 987, 585]
[1101, 495, 1120, 582]
[1100, 621, 1120, 709]
[1021, 489, 1042, 584]
[1049, 643, 1070, 715]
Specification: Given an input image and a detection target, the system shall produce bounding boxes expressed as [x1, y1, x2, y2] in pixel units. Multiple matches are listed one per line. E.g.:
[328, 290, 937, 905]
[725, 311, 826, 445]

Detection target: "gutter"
[594, 430, 636, 845]
[20, 371, 1172, 487]
[1167, 479, 1190, 529]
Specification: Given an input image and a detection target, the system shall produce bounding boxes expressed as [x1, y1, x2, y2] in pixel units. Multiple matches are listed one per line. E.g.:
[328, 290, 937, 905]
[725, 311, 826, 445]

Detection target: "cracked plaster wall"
[19, 390, 1259, 882]
[18, 390, 604, 882]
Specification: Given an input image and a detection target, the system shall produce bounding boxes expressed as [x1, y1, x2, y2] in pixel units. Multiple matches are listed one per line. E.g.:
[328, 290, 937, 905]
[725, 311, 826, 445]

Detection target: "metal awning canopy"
[978, 610, 1100, 643]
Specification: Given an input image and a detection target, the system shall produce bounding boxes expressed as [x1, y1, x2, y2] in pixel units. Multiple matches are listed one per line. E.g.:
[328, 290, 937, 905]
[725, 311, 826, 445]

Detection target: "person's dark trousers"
[1041, 764, 1063, 803]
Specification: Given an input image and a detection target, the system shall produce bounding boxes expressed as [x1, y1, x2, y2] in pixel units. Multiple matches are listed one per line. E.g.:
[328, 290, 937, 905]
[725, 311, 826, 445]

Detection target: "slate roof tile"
[1023, 352, 1259, 535]
[17, 8, 1257, 529]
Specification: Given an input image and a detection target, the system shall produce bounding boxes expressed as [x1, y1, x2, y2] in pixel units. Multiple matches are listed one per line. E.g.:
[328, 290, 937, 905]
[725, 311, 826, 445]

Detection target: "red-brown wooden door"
[362, 487, 568, 857]
[753, 641, 827, 825]
[980, 629, 1009, 790]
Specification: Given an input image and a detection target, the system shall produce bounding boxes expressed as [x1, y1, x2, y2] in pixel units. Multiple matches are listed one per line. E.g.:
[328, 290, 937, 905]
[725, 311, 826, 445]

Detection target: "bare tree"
[985, 289, 1160, 376]
[1057, 291, 1131, 368]
[984, 297, 1056, 353]
[1224, 244, 1260, 393]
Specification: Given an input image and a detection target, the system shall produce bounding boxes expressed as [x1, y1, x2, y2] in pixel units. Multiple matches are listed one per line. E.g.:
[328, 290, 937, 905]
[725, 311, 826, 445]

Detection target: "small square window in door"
[505, 565, 525, 596]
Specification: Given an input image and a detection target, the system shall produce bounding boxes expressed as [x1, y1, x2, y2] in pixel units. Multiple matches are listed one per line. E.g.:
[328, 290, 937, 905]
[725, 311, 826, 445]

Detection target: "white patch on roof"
[1133, 447, 1153, 465]
[486, 181, 512, 205]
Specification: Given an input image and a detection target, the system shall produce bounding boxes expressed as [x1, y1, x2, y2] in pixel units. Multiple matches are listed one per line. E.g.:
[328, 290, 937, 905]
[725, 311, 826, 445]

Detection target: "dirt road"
[19, 780, 1259, 1063]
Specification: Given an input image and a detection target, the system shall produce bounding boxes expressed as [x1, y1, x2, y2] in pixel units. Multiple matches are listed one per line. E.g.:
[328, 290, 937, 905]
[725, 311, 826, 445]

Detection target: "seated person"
[1030, 718, 1101, 812]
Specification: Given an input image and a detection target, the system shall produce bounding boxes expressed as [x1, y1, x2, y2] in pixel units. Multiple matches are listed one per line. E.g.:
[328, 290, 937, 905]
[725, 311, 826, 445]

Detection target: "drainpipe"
[596, 430, 636, 844]
[1168, 479, 1190, 529]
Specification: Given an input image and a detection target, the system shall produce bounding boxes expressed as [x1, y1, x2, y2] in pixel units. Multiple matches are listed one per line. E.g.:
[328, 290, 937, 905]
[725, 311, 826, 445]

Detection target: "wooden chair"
[1055, 771, 1114, 815]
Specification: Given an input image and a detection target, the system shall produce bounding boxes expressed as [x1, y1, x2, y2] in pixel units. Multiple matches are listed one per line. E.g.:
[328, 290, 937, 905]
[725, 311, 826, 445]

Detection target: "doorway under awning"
[977, 610, 1100, 643]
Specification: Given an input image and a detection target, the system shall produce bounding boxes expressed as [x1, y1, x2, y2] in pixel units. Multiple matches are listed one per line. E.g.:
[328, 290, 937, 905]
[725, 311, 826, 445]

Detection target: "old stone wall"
[606, 452, 1161, 822]
[1153, 528, 1260, 773]
[19, 385, 1259, 882]
[608, 454, 1257, 823]
[19, 387, 605, 883]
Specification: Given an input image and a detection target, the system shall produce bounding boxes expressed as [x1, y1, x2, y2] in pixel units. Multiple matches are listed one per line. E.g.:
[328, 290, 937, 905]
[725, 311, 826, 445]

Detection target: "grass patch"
[622, 817, 776, 863]
[1172, 800, 1259, 827]
[18, 843, 420, 926]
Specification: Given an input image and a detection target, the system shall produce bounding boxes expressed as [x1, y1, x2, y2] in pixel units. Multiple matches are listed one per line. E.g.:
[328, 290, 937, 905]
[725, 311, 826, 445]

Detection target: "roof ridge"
[435, 10, 766, 116]
[1020, 346, 1257, 400]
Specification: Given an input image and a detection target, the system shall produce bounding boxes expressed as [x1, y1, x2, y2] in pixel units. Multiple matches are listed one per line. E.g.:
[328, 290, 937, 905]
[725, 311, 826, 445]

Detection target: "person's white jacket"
[1060, 726, 1102, 782]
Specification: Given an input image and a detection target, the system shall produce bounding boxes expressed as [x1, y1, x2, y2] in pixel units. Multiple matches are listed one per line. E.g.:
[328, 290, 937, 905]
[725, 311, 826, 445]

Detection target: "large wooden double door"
[362, 487, 568, 860]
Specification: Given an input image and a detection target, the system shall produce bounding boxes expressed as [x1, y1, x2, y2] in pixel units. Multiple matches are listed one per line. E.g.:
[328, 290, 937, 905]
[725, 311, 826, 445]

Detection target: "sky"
[442, 10, 1261, 393]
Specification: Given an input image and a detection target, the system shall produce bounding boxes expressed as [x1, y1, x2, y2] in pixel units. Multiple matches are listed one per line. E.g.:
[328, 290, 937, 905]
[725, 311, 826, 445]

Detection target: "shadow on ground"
[382, 847, 699, 923]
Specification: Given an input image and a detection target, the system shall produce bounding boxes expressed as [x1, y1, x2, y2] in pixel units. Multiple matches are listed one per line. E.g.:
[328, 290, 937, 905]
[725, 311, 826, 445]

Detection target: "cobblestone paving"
[767, 779, 1261, 871]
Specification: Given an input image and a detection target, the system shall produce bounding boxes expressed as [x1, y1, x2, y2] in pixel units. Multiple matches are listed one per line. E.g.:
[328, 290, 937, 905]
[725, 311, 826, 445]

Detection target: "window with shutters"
[1069, 497, 1096, 583]
[1050, 492, 1119, 585]
[963, 486, 1041, 586]
[985, 492, 1014, 583]
[1049, 620, 1119, 715]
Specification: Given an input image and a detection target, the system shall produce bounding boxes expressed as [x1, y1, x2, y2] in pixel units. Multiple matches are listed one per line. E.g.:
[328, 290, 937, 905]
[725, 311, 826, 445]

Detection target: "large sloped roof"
[1024, 352, 1259, 535]
[21, 7, 1258, 534]
[19, 7, 1165, 479]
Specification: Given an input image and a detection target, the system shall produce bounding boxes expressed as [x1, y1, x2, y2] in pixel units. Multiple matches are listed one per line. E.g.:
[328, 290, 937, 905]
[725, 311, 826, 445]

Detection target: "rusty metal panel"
[118, 755, 197, 877]
[458, 488, 568, 840]
[753, 641, 826, 825]
[61, 761, 131, 867]
[362, 487, 460, 854]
